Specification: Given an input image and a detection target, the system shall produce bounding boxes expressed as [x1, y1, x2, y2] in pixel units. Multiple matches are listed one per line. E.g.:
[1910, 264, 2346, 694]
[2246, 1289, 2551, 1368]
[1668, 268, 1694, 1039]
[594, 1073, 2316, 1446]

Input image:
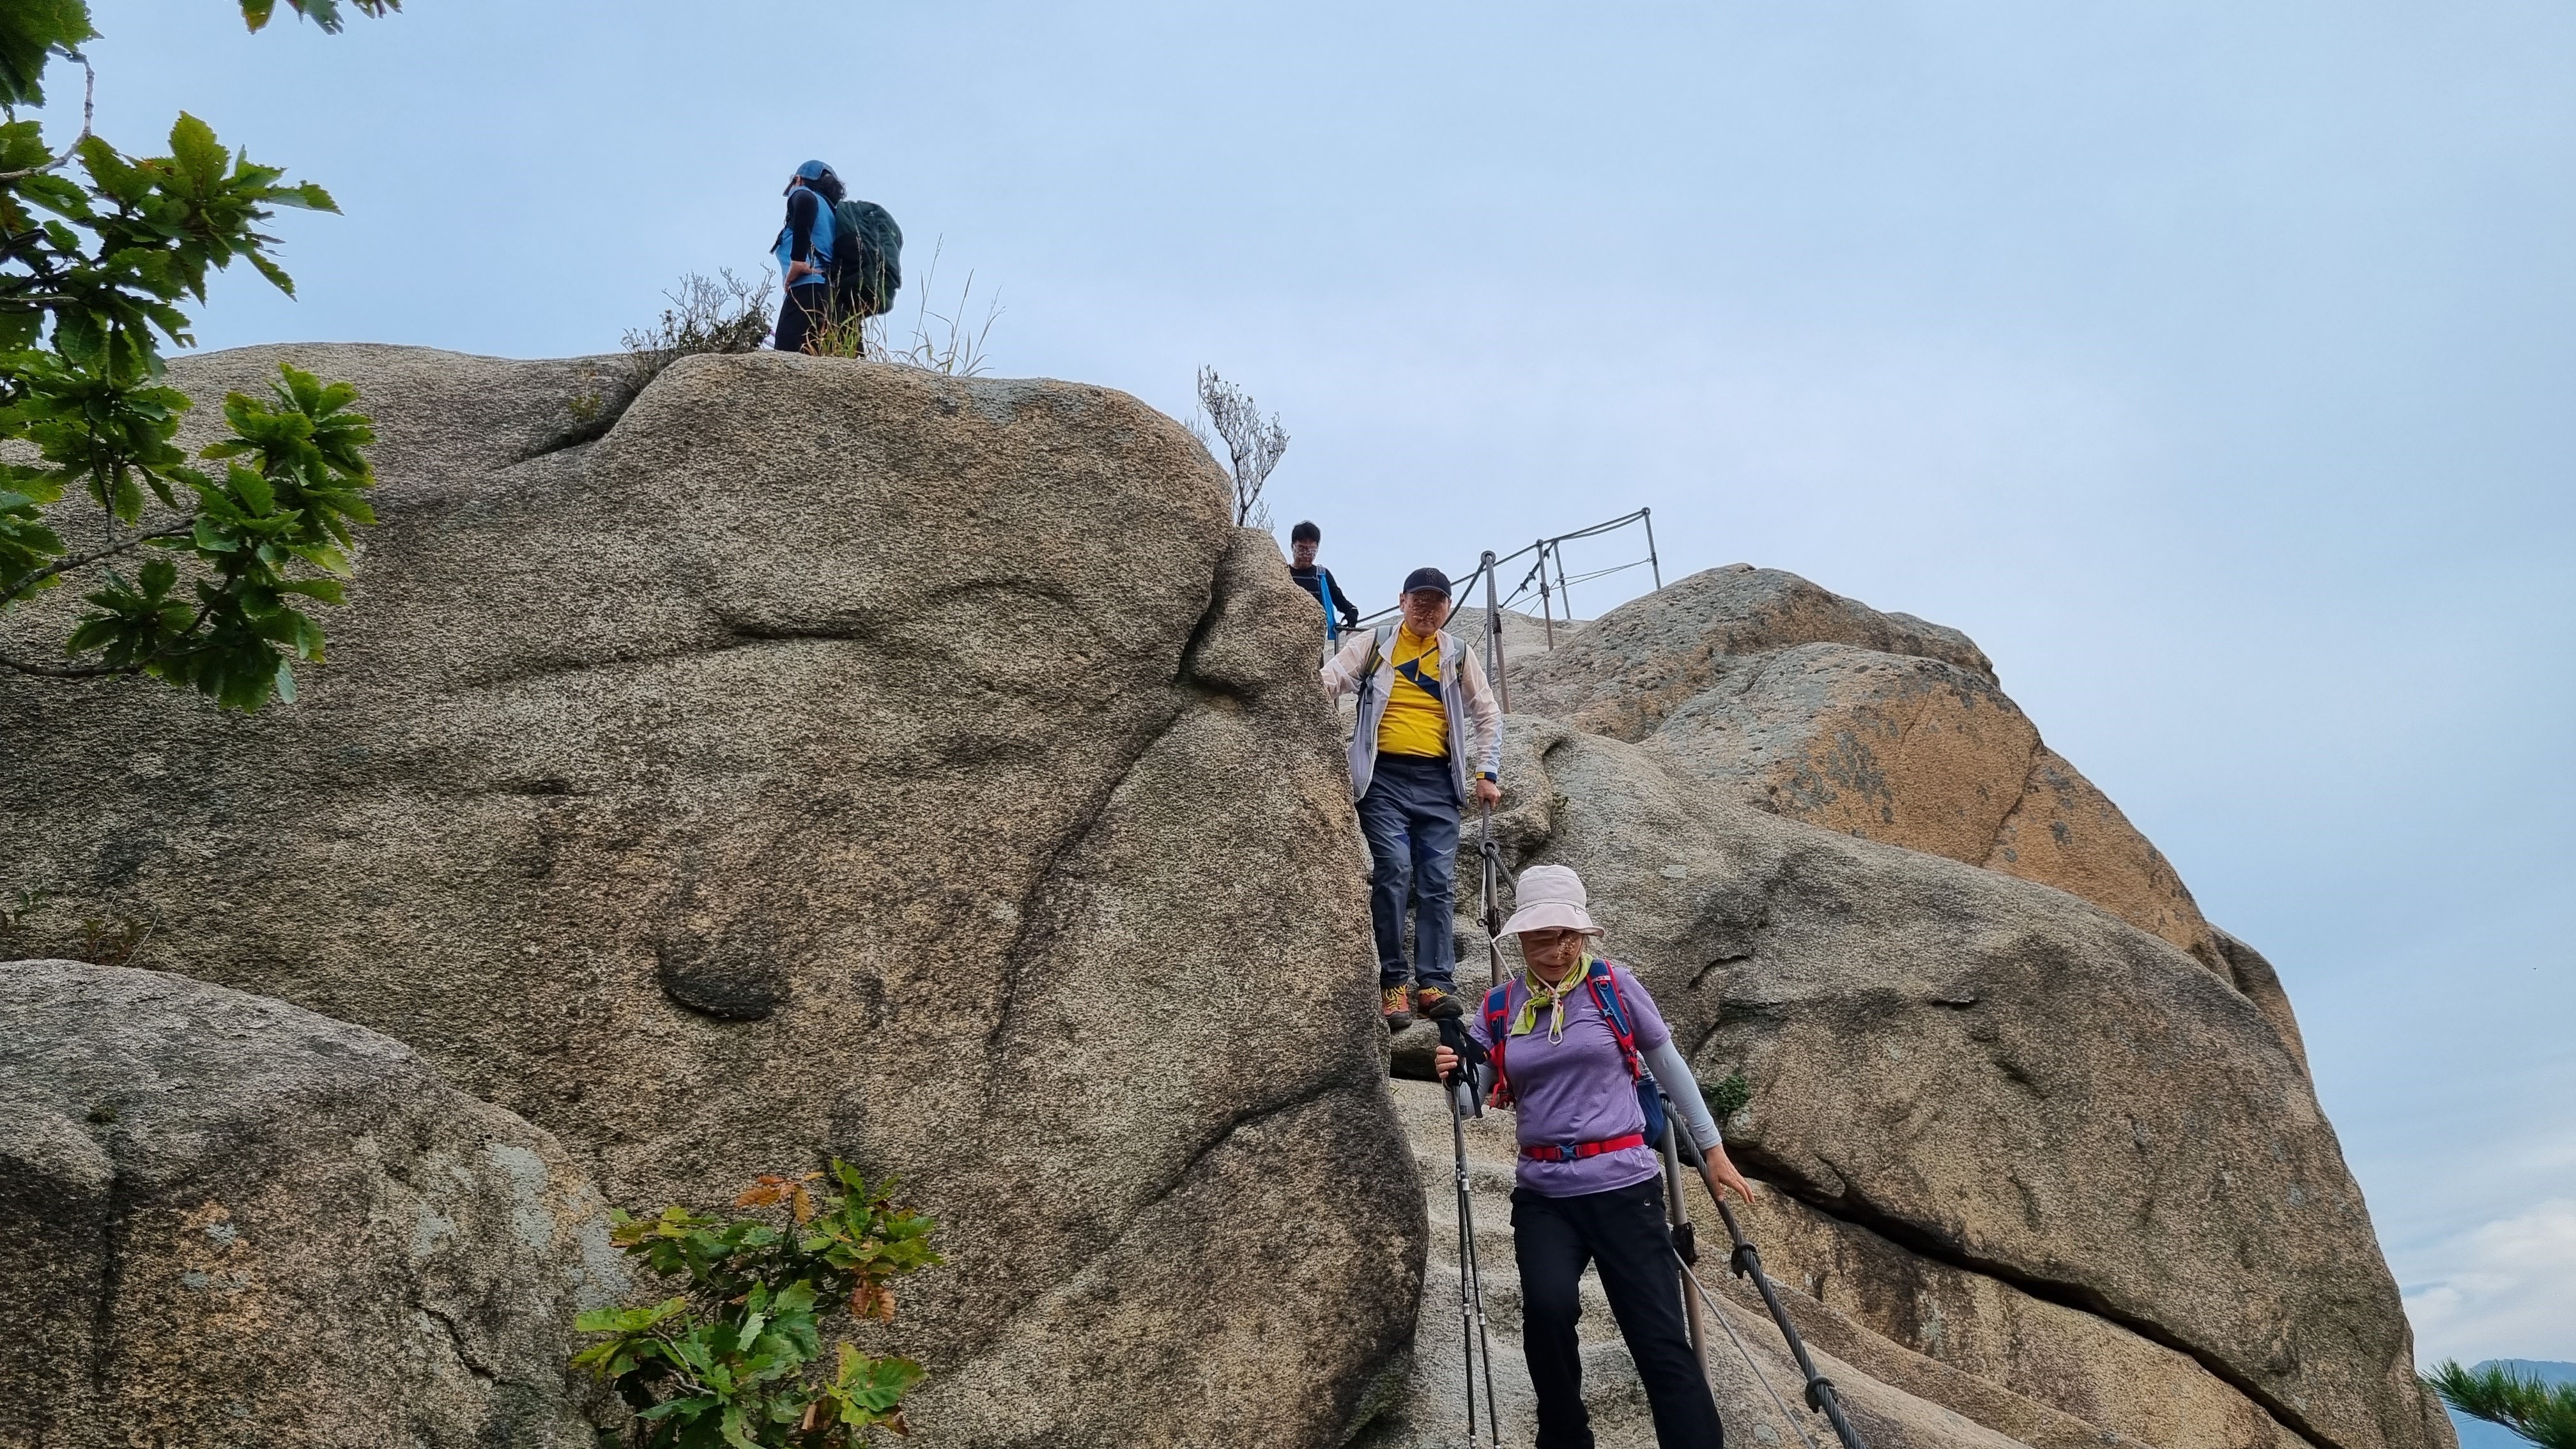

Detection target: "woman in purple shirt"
[1435, 864, 1757, 1449]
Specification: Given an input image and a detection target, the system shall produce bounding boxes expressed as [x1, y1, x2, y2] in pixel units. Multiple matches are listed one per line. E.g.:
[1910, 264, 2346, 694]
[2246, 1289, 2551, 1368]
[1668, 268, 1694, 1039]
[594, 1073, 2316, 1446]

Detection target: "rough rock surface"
[1979, 745, 2225, 972]
[1510, 564, 1995, 740]
[0, 959, 621, 1448]
[1385, 717, 2444, 1449]
[0, 346, 1420, 1449]
[1508, 568, 2225, 971]
[1731, 1189, 2307, 1449]
[1644, 644, 2042, 868]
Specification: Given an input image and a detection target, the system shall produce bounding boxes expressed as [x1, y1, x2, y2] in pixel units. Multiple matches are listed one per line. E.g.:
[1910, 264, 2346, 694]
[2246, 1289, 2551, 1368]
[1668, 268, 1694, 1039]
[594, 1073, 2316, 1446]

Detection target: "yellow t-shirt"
[1376, 629, 1450, 758]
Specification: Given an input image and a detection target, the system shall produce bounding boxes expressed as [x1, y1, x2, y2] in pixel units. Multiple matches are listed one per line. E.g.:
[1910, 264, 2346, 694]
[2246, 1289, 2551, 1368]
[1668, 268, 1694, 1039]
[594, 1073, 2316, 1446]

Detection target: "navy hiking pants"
[1356, 752, 1459, 992]
[1513, 1176, 1726, 1449]
[773, 280, 831, 354]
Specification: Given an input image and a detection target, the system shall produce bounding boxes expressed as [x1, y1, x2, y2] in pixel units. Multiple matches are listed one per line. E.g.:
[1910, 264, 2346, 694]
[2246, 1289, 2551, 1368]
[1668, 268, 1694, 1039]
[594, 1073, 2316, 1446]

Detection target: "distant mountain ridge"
[2448, 1361, 2576, 1449]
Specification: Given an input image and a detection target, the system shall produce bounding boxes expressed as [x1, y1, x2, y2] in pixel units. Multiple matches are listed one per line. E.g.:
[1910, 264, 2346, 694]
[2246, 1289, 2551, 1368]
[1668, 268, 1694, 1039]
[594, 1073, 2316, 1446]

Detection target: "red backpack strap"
[1583, 958, 1644, 1082]
[1482, 981, 1517, 1106]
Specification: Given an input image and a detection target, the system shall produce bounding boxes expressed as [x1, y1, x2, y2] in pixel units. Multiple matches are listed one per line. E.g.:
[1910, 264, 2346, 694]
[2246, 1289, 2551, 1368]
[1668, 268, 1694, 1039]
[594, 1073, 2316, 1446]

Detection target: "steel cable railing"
[1349, 507, 1664, 643]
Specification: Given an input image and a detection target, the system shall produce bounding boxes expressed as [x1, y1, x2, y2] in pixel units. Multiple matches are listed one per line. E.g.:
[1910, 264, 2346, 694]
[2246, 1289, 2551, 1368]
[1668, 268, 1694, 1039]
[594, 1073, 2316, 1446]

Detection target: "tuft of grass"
[804, 238, 1000, 378]
[77, 916, 152, 969]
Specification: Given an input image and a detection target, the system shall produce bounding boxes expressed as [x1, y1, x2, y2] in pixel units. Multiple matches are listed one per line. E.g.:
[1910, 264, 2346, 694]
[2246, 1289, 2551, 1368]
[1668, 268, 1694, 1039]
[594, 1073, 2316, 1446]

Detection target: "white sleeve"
[1643, 1037, 1723, 1149]
[1318, 629, 1372, 701]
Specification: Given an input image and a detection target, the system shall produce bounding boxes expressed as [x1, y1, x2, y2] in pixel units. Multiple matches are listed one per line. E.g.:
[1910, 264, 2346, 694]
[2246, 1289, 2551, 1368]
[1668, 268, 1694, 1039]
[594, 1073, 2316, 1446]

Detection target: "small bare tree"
[1196, 366, 1289, 528]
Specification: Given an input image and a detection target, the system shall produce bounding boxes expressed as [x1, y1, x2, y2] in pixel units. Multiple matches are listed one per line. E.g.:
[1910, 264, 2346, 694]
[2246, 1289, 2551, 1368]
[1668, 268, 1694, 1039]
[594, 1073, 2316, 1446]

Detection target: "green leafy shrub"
[1, 1, 392, 709]
[1701, 1070, 1752, 1123]
[576, 1161, 943, 1448]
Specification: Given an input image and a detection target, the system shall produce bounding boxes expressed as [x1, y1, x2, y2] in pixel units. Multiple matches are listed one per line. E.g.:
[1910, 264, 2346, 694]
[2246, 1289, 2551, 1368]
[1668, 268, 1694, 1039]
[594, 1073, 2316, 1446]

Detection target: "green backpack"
[827, 199, 903, 319]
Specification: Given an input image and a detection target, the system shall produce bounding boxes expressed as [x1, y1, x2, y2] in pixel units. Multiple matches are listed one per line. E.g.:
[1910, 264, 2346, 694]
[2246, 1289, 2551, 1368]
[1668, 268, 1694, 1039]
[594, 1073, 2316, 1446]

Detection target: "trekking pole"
[1437, 1018, 1505, 1447]
[1670, 1133, 1871, 1449]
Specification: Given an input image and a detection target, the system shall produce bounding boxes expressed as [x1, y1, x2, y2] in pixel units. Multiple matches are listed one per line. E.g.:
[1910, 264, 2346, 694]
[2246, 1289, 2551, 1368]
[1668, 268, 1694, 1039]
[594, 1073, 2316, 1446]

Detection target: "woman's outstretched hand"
[1700, 1142, 1758, 1205]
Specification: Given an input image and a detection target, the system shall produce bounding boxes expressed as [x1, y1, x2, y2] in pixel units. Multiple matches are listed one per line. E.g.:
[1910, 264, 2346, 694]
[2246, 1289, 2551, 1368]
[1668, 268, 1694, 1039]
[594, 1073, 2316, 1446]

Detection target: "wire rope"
[1678, 1256, 1827, 1449]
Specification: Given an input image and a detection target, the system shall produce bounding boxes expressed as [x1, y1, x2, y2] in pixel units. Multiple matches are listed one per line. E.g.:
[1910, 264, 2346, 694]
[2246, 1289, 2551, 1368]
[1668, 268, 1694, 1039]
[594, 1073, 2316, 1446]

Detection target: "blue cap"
[795, 159, 832, 180]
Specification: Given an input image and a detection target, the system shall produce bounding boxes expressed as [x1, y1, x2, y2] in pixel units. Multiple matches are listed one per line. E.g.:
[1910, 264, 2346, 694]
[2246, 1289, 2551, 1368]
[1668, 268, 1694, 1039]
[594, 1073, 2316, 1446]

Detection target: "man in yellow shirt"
[1319, 567, 1505, 1029]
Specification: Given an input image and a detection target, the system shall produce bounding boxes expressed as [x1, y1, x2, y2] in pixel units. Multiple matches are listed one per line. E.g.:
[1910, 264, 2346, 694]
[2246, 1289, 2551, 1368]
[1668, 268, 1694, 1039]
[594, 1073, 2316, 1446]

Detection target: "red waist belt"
[1521, 1133, 1648, 1162]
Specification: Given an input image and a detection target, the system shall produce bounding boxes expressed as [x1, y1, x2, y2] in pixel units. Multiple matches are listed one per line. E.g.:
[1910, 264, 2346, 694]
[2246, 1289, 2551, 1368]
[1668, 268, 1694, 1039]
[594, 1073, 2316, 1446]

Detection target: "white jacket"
[1319, 624, 1504, 805]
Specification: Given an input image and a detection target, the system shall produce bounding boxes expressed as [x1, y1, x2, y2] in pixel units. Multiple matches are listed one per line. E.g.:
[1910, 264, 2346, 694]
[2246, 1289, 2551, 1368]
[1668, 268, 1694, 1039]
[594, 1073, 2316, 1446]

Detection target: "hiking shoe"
[1413, 985, 1465, 1022]
[1381, 985, 1416, 1031]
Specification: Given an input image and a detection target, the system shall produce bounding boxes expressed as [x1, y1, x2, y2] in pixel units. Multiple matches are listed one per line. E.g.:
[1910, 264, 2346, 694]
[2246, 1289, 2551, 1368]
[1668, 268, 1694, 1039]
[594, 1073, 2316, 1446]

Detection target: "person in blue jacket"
[770, 160, 842, 354]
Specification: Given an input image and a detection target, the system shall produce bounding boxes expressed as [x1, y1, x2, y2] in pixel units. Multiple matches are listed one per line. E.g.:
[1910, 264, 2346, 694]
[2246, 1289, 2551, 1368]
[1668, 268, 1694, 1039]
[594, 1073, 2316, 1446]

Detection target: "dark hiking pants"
[1356, 752, 1459, 992]
[772, 280, 831, 354]
[1512, 1176, 1726, 1449]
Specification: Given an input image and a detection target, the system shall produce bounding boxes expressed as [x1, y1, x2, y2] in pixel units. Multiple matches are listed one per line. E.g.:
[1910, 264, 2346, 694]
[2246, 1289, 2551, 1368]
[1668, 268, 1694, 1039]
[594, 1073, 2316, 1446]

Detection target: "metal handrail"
[1348, 507, 1664, 633]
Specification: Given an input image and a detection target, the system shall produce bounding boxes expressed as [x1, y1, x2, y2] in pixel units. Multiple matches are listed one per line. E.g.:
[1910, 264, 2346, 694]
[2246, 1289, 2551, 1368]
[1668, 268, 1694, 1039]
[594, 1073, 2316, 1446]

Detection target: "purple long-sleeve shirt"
[1470, 962, 1673, 1197]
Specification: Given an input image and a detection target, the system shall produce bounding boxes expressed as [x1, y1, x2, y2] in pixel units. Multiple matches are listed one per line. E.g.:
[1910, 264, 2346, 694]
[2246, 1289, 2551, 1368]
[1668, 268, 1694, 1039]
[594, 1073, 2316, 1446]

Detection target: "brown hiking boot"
[1381, 985, 1416, 1031]
[1413, 985, 1464, 1022]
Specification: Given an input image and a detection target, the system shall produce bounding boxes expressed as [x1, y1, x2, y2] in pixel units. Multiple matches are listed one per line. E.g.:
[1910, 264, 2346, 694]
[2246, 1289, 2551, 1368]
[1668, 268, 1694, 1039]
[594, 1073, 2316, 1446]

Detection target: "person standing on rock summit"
[769, 160, 841, 355]
[1436, 864, 1755, 1449]
[1320, 567, 1503, 1029]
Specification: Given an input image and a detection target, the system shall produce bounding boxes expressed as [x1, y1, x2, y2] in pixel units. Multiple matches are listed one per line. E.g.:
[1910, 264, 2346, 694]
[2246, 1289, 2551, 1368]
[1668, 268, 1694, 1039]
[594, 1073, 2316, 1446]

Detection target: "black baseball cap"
[1402, 567, 1452, 599]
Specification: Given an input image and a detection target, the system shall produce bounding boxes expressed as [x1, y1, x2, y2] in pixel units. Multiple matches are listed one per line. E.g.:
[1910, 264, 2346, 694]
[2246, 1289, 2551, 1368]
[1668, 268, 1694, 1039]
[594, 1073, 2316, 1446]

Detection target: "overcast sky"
[79, 0, 2573, 1361]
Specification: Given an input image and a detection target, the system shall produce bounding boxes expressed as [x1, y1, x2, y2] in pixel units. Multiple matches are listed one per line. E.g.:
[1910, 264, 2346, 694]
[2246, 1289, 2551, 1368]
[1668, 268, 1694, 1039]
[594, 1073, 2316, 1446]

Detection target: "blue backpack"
[1480, 958, 1667, 1147]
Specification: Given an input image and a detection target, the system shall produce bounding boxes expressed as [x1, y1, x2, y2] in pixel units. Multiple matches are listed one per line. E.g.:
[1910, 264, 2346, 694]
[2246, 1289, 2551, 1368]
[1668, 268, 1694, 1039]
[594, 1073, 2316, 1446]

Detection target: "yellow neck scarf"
[1510, 954, 1594, 1043]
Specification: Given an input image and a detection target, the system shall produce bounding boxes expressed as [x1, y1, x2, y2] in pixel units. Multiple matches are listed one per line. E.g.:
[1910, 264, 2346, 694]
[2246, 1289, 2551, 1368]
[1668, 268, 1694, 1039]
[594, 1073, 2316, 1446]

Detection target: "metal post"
[1552, 537, 1575, 621]
[1661, 1112, 1712, 1384]
[1478, 804, 1505, 997]
[1535, 540, 1554, 648]
[1480, 549, 1507, 712]
[1643, 506, 1663, 590]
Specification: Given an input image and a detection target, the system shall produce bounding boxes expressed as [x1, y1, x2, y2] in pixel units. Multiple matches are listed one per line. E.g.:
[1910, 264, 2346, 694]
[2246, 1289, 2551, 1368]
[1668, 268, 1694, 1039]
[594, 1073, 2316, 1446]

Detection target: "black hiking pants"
[772, 281, 831, 354]
[1513, 1176, 1724, 1449]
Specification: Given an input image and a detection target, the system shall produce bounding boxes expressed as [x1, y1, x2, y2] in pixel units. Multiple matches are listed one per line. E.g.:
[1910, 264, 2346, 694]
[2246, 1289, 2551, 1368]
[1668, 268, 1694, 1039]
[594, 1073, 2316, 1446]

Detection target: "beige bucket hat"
[1500, 864, 1604, 938]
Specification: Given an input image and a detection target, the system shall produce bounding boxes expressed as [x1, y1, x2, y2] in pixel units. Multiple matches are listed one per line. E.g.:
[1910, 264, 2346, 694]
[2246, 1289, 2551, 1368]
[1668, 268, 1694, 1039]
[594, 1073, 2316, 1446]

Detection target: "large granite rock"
[0, 346, 1420, 1449]
[1, 339, 2404, 1449]
[1436, 717, 2444, 1449]
[1644, 644, 2041, 867]
[1508, 569, 2226, 973]
[1730, 1189, 2307, 1449]
[1508, 564, 1995, 741]
[0, 958, 620, 1448]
